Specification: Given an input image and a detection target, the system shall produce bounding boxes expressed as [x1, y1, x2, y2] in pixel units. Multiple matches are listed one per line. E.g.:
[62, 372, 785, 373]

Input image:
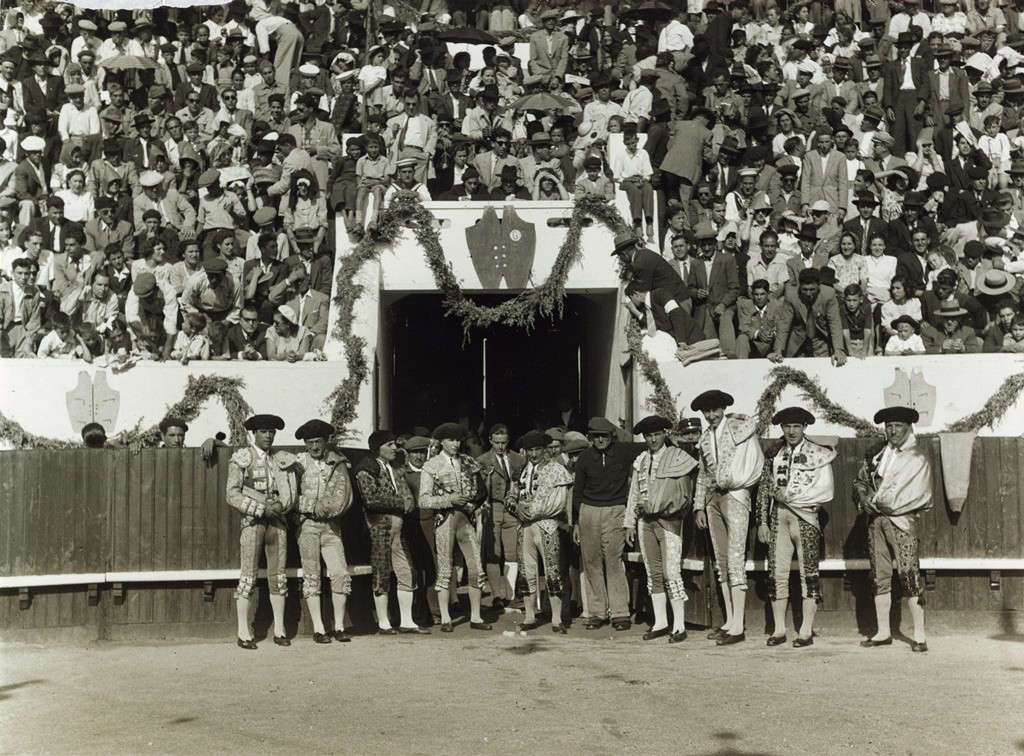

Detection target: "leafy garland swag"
[0, 375, 251, 450]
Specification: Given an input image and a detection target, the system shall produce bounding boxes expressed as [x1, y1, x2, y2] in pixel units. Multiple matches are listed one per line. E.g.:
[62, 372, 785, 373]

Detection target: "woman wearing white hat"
[266, 303, 310, 361]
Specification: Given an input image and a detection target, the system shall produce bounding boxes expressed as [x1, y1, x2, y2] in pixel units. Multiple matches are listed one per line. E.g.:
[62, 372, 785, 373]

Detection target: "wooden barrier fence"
[1, 439, 1022, 637]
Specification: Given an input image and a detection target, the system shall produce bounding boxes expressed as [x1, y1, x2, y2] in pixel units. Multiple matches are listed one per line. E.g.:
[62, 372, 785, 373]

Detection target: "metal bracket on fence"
[203, 581, 214, 602]
[990, 571, 1001, 591]
[87, 584, 99, 606]
[925, 570, 937, 591]
[18, 587, 30, 610]
[112, 583, 125, 605]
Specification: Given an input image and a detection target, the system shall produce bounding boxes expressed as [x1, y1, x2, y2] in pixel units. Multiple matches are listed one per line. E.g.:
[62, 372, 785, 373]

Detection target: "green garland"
[329, 196, 633, 435]
[626, 322, 679, 426]
[944, 371, 1024, 433]
[755, 366, 881, 437]
[0, 374, 252, 450]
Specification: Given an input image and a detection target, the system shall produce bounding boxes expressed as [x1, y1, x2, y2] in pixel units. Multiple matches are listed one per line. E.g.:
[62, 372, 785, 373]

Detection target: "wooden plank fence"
[1, 439, 1022, 635]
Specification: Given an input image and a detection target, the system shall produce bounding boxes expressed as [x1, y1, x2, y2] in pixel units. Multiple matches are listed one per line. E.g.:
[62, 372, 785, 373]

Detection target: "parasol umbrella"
[99, 55, 160, 71]
[437, 28, 499, 45]
[621, 1, 678, 22]
[507, 92, 575, 112]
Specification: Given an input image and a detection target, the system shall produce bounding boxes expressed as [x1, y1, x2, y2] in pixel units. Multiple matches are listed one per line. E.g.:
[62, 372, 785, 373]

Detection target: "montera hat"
[771, 407, 815, 425]
[432, 422, 466, 441]
[295, 419, 336, 440]
[519, 430, 553, 449]
[632, 415, 672, 435]
[244, 414, 285, 431]
[158, 417, 189, 433]
[873, 406, 920, 424]
[690, 390, 734, 412]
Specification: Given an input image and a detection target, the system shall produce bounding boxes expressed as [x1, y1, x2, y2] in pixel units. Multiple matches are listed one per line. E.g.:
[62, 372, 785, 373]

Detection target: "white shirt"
[10, 280, 25, 322]
[657, 19, 694, 52]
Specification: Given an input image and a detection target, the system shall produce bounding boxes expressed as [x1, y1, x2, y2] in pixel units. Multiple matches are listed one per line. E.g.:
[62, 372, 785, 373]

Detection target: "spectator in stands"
[838, 283, 874, 358]
[81, 422, 107, 447]
[227, 303, 268, 361]
[922, 301, 983, 353]
[690, 222, 739, 358]
[769, 268, 848, 365]
[266, 303, 309, 362]
[737, 278, 783, 359]
[885, 315, 927, 355]
[0, 256, 42, 357]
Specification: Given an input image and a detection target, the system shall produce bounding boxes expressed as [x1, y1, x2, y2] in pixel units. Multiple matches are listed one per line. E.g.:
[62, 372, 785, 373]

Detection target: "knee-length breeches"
[638, 518, 687, 601]
[235, 520, 287, 599]
[706, 492, 750, 589]
[519, 520, 565, 597]
[766, 506, 822, 602]
[867, 515, 922, 598]
[434, 510, 485, 592]
[366, 512, 415, 596]
[298, 518, 351, 598]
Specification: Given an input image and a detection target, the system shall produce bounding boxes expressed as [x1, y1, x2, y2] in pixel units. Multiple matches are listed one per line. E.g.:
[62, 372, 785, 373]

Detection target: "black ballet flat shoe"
[766, 635, 787, 647]
[792, 636, 814, 648]
[439, 622, 454, 633]
[237, 637, 257, 650]
[377, 627, 398, 635]
[491, 598, 506, 612]
[668, 631, 687, 644]
[643, 627, 671, 641]
[398, 626, 431, 635]
[612, 620, 632, 632]
[706, 627, 728, 641]
[332, 630, 352, 643]
[583, 618, 608, 630]
[551, 624, 568, 634]
[911, 641, 929, 653]
[520, 621, 539, 631]
[312, 632, 332, 644]
[273, 636, 291, 647]
[716, 632, 746, 646]
[860, 637, 893, 648]
[470, 621, 492, 631]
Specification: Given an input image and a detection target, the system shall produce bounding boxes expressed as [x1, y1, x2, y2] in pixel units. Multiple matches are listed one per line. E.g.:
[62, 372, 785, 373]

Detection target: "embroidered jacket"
[354, 457, 414, 515]
[418, 452, 485, 511]
[853, 433, 932, 534]
[511, 459, 574, 533]
[694, 414, 765, 510]
[624, 445, 698, 529]
[225, 446, 298, 526]
[295, 450, 352, 520]
[756, 438, 836, 530]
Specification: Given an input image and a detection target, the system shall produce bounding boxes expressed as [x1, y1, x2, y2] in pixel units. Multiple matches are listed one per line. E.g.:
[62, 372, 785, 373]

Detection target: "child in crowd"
[574, 155, 615, 201]
[612, 126, 655, 241]
[331, 137, 363, 233]
[356, 134, 390, 230]
[534, 168, 569, 200]
[885, 315, 927, 355]
[978, 114, 1011, 190]
[171, 312, 211, 364]
[206, 320, 232, 360]
[37, 312, 93, 361]
[925, 249, 952, 290]
[1001, 314, 1024, 353]
[839, 284, 874, 358]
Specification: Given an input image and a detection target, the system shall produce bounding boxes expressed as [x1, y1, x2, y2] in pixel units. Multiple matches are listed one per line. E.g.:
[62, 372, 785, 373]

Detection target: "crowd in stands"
[2, 0, 1024, 364]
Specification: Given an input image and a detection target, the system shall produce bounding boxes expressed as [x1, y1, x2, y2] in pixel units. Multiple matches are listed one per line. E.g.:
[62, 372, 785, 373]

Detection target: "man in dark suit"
[17, 194, 68, 253]
[624, 283, 706, 348]
[438, 167, 490, 201]
[682, 37, 731, 98]
[476, 423, 527, 610]
[611, 231, 689, 300]
[887, 193, 940, 260]
[242, 237, 290, 324]
[920, 269, 987, 330]
[172, 61, 220, 112]
[121, 113, 166, 173]
[226, 303, 269, 360]
[928, 45, 971, 129]
[13, 135, 50, 227]
[268, 266, 330, 349]
[283, 228, 334, 296]
[786, 225, 830, 287]
[948, 166, 1001, 225]
[21, 52, 64, 120]
[737, 278, 784, 358]
[769, 268, 848, 365]
[882, 32, 931, 155]
[843, 191, 889, 255]
[689, 223, 739, 357]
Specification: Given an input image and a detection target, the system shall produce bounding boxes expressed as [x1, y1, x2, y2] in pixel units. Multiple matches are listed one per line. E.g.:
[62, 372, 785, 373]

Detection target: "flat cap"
[771, 407, 815, 425]
[139, 170, 163, 188]
[142, 209, 161, 222]
[158, 417, 189, 433]
[203, 257, 228, 273]
[133, 272, 157, 297]
[198, 169, 220, 188]
[432, 422, 466, 441]
[108, 21, 127, 32]
[403, 435, 431, 452]
[518, 430, 553, 449]
[562, 432, 590, 454]
[632, 415, 672, 435]
[20, 135, 44, 152]
[587, 416, 617, 434]
[690, 390, 734, 412]
[253, 206, 277, 226]
[244, 414, 285, 431]
[872, 131, 895, 147]
[545, 427, 566, 442]
[295, 419, 336, 440]
[873, 406, 920, 424]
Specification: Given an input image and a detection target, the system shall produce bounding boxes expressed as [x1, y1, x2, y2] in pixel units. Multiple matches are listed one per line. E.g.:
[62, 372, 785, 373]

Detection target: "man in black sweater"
[572, 416, 645, 631]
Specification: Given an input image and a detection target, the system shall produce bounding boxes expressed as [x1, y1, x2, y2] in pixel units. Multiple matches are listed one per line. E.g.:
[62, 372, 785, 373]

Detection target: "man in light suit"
[0, 257, 43, 357]
[737, 279, 784, 359]
[387, 90, 438, 184]
[689, 223, 739, 358]
[473, 129, 519, 192]
[800, 128, 849, 223]
[133, 170, 196, 237]
[528, 10, 569, 81]
[769, 268, 848, 364]
[476, 423, 527, 610]
[269, 265, 329, 350]
[957, 240, 994, 297]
